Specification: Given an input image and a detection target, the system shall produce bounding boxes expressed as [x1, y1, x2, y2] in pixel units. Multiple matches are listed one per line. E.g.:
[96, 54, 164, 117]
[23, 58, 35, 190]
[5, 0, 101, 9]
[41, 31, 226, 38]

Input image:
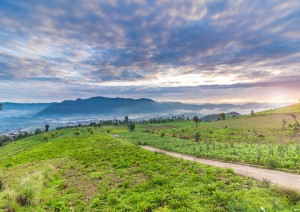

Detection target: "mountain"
[2, 103, 54, 112]
[35, 96, 289, 117]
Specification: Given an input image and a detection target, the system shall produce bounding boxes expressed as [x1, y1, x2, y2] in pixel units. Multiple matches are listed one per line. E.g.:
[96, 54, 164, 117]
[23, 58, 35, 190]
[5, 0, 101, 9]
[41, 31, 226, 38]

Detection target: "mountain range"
[33, 96, 288, 117]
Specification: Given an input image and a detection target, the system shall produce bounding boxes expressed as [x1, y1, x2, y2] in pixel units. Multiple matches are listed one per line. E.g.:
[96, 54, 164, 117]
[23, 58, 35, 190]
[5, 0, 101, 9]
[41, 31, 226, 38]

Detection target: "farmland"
[1, 127, 300, 211]
[122, 103, 300, 172]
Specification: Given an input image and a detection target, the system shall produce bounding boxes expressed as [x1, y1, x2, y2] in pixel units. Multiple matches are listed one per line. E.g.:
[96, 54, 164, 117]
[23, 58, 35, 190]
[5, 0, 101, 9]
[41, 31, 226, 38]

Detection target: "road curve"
[141, 146, 300, 191]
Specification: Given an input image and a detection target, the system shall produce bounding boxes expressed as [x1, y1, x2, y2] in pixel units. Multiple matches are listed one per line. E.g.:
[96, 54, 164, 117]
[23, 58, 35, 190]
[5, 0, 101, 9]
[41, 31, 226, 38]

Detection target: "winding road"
[142, 146, 300, 191]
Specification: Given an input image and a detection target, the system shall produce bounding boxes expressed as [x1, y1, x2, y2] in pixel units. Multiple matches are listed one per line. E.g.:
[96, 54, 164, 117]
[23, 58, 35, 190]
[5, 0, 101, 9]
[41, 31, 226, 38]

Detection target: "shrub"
[0, 135, 12, 146]
[74, 131, 80, 136]
[266, 158, 279, 169]
[34, 128, 42, 134]
[16, 174, 43, 206]
[128, 122, 135, 132]
[160, 132, 165, 137]
[42, 134, 50, 141]
[50, 132, 56, 138]
[195, 132, 201, 143]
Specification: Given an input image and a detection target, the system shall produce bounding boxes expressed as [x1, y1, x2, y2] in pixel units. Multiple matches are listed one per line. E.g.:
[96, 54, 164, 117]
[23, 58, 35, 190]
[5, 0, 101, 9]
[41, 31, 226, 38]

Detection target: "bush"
[0, 135, 12, 146]
[195, 132, 201, 143]
[128, 122, 135, 132]
[42, 134, 50, 141]
[74, 131, 80, 136]
[16, 174, 43, 206]
[50, 132, 56, 138]
[266, 158, 279, 169]
[35, 128, 42, 134]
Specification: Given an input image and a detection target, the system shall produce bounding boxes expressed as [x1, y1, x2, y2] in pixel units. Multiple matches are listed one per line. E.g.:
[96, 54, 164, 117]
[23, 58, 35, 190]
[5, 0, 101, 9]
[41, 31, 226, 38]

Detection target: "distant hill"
[2, 103, 54, 112]
[35, 96, 289, 117]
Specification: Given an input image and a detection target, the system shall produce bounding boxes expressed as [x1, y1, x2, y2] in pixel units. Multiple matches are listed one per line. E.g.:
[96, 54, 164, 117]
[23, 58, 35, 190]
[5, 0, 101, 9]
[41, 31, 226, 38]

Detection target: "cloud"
[0, 0, 299, 102]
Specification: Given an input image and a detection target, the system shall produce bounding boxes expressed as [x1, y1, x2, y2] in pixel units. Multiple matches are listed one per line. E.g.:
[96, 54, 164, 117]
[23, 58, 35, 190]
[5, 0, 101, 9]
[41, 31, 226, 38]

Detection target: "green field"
[121, 104, 300, 172]
[1, 127, 300, 211]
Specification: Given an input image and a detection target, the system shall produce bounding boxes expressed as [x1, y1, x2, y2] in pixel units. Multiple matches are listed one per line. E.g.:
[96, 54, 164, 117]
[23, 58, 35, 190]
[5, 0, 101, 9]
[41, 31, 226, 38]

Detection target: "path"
[142, 146, 300, 191]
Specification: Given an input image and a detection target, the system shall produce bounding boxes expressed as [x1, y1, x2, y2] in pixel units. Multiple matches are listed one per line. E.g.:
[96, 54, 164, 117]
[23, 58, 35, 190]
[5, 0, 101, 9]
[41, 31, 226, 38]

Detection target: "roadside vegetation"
[122, 104, 300, 172]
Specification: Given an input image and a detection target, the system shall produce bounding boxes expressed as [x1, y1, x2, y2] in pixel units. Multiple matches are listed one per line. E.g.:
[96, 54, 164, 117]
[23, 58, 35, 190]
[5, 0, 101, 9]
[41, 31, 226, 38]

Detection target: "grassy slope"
[126, 103, 300, 172]
[258, 103, 300, 115]
[1, 128, 300, 211]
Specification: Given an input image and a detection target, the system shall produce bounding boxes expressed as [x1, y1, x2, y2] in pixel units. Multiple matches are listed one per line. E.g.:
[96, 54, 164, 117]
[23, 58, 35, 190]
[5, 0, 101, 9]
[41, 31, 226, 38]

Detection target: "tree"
[0, 135, 11, 146]
[35, 128, 42, 134]
[124, 116, 129, 124]
[218, 113, 226, 120]
[128, 122, 135, 132]
[193, 116, 200, 127]
[45, 124, 50, 132]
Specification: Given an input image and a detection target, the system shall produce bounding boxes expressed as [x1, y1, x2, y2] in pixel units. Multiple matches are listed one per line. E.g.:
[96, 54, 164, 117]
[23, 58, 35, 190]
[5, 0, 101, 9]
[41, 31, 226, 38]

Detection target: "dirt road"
[142, 146, 300, 191]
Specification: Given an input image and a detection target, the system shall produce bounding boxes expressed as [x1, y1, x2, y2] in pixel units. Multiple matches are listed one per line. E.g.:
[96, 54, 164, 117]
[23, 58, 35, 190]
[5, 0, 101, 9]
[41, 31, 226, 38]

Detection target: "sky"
[0, 0, 300, 104]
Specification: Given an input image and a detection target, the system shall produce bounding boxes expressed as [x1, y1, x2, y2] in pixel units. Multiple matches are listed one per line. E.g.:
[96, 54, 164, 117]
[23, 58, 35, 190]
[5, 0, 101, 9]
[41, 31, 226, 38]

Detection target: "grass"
[258, 103, 300, 115]
[0, 127, 300, 211]
[123, 107, 300, 172]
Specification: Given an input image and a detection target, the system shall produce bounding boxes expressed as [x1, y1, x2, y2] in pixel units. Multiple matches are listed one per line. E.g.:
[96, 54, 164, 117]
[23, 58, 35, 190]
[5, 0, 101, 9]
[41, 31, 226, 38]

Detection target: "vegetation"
[0, 127, 300, 211]
[128, 122, 136, 132]
[1, 102, 300, 210]
[258, 103, 300, 115]
[45, 124, 50, 132]
[192, 115, 200, 127]
[120, 103, 300, 172]
[34, 128, 42, 135]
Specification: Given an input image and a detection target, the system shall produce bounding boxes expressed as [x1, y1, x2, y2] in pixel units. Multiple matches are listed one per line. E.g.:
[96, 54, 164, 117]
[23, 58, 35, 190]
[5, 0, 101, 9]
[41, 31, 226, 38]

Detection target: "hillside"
[1, 127, 299, 211]
[258, 102, 300, 115]
[2, 103, 54, 112]
[125, 103, 300, 173]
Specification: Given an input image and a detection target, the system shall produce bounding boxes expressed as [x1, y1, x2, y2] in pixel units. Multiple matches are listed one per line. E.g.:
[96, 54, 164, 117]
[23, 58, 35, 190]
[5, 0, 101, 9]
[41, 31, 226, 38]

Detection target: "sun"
[267, 90, 297, 103]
